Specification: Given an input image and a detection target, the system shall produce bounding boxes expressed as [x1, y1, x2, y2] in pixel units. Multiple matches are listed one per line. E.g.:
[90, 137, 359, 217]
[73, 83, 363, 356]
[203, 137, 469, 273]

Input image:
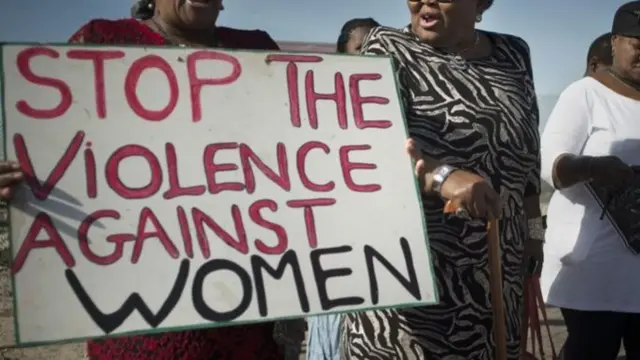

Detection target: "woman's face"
[345, 27, 372, 54]
[155, 0, 223, 30]
[612, 35, 640, 82]
[407, 0, 481, 46]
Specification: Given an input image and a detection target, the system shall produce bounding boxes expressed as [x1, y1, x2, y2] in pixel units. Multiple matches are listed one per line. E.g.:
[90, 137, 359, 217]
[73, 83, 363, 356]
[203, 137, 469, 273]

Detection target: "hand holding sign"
[0, 160, 24, 200]
[405, 138, 500, 219]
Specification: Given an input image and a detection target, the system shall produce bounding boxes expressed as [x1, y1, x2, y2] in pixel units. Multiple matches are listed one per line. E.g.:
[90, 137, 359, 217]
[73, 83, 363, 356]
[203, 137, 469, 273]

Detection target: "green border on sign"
[0, 42, 436, 347]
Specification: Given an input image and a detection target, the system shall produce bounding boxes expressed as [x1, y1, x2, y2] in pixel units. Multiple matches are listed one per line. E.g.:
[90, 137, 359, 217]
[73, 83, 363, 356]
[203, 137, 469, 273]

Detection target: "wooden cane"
[444, 202, 507, 360]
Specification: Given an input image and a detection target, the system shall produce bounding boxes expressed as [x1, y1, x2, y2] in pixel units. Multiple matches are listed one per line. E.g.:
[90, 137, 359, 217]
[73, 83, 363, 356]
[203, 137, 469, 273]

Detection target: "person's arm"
[516, 37, 542, 219]
[540, 81, 592, 190]
[360, 27, 444, 191]
[361, 28, 500, 219]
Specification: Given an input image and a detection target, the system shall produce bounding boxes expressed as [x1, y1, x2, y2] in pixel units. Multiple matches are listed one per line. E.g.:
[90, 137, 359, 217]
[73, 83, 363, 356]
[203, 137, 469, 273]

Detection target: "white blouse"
[540, 77, 640, 313]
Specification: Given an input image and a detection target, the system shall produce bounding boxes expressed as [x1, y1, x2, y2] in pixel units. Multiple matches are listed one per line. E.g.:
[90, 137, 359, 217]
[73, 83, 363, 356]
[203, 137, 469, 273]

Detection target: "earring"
[475, 14, 482, 22]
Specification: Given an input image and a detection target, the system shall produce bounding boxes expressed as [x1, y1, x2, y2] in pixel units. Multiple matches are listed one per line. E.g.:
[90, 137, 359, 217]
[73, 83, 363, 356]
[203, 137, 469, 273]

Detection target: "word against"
[1, 44, 436, 345]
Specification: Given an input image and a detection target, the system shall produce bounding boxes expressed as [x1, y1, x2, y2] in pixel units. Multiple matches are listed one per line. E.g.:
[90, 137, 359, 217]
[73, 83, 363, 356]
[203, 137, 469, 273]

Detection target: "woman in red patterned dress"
[63, 0, 283, 359]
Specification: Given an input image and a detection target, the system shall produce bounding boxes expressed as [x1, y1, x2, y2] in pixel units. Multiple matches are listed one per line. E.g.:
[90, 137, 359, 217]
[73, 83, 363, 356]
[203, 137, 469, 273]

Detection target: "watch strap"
[431, 165, 458, 194]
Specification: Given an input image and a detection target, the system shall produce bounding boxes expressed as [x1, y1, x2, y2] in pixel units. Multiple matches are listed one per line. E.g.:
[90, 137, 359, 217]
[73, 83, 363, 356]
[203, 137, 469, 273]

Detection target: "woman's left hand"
[523, 240, 543, 276]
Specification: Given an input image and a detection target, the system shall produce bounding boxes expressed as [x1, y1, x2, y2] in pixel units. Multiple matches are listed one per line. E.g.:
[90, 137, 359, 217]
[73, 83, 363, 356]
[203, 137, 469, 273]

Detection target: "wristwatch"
[431, 165, 458, 194]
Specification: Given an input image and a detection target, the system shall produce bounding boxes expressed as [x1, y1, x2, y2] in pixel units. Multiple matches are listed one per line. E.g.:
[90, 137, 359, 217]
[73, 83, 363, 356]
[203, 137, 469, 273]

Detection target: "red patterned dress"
[68, 18, 282, 360]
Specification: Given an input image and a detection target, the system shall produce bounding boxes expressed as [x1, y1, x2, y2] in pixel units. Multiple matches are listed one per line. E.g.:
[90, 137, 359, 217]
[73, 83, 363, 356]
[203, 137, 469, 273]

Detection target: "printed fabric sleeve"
[518, 37, 542, 197]
[540, 80, 592, 188]
[360, 27, 410, 108]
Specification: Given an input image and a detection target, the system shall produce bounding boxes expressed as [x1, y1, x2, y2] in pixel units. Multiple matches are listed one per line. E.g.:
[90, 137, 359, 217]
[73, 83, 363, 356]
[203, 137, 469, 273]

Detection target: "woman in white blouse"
[540, 2, 640, 359]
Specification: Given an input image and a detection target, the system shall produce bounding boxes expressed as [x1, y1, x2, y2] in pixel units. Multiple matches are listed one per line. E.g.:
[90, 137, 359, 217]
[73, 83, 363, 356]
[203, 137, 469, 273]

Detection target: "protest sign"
[0, 44, 436, 345]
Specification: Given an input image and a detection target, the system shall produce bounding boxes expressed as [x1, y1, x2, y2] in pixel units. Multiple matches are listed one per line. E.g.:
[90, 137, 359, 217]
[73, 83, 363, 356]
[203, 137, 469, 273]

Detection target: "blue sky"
[0, 0, 623, 124]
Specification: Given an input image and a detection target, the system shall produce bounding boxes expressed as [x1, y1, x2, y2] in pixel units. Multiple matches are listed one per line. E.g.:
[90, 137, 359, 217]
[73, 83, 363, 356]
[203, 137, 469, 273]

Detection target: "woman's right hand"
[406, 139, 500, 220]
[0, 161, 24, 201]
[588, 155, 633, 188]
[438, 171, 501, 220]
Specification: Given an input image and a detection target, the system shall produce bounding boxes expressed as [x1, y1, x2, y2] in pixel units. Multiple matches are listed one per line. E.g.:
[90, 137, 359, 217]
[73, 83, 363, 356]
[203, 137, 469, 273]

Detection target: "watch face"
[432, 166, 449, 192]
[432, 165, 456, 193]
[438, 166, 451, 176]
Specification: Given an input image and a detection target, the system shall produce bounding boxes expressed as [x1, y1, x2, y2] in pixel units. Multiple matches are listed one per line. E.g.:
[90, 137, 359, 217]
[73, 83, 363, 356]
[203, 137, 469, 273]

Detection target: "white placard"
[0, 44, 437, 345]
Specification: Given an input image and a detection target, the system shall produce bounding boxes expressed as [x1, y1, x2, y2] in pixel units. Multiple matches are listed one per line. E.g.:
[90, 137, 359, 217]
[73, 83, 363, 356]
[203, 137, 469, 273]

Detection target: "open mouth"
[419, 13, 440, 28]
[186, 0, 213, 8]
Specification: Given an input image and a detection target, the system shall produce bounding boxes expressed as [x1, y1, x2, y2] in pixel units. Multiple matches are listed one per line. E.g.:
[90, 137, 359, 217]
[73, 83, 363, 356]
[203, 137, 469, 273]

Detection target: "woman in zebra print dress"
[341, 1, 542, 359]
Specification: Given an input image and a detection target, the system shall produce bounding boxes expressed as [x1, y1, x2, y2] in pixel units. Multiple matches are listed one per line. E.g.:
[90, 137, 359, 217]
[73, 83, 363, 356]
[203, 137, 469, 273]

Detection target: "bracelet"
[431, 165, 458, 194]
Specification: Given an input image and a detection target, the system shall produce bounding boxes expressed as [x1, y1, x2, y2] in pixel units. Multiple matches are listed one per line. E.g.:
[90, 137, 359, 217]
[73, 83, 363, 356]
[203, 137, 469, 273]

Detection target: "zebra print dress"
[341, 26, 540, 360]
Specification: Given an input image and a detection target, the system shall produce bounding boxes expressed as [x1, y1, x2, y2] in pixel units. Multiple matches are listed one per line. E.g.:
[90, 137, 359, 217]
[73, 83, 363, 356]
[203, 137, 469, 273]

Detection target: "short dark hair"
[336, 18, 380, 53]
[587, 32, 613, 66]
